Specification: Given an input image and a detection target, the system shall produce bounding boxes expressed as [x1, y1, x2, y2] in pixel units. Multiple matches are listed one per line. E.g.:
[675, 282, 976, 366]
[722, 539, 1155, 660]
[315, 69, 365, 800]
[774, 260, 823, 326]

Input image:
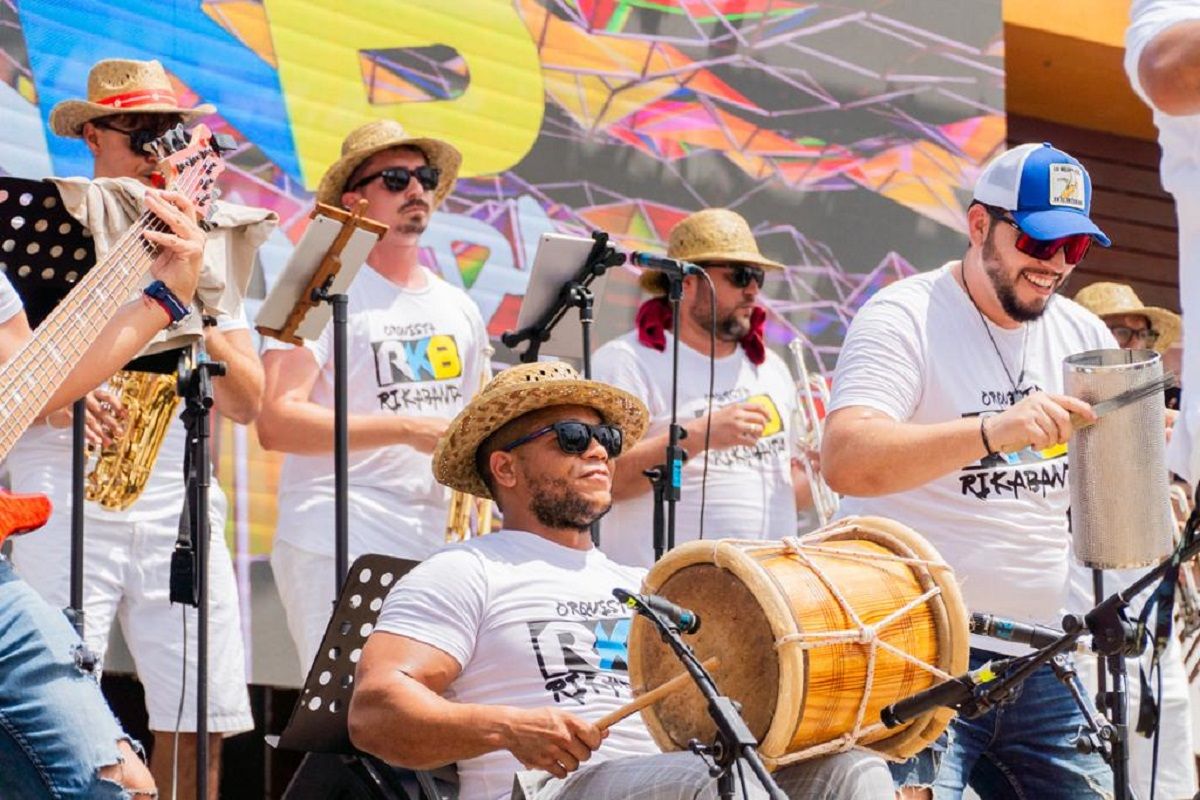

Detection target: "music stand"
[256, 201, 385, 591]
[272, 554, 452, 800]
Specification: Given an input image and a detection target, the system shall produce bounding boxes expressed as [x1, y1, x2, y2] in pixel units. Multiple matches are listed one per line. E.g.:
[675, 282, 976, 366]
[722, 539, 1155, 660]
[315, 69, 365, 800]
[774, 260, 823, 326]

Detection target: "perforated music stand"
[273, 553, 454, 800]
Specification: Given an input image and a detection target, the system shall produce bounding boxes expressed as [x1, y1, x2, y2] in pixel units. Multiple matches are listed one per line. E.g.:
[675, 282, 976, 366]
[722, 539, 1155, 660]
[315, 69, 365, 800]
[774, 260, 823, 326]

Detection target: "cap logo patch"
[1049, 163, 1085, 210]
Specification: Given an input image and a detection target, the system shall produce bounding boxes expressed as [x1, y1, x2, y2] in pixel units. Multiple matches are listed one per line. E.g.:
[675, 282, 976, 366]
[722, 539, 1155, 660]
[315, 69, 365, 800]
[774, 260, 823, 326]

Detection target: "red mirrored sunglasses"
[984, 206, 1093, 265]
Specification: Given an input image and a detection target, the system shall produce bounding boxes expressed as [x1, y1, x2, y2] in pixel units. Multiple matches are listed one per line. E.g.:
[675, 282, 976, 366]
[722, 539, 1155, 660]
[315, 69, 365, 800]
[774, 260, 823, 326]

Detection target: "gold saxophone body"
[85, 369, 181, 511]
[445, 345, 497, 542]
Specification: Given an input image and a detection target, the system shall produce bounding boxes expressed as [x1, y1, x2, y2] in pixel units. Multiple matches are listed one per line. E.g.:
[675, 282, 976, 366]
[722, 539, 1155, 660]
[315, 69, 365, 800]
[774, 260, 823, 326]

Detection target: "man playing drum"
[822, 143, 1116, 797]
[348, 361, 894, 800]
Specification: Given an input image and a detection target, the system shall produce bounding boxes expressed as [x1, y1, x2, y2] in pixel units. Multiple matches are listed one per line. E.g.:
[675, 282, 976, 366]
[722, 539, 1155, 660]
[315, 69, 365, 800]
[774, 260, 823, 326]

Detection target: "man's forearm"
[206, 330, 263, 425]
[1140, 21, 1200, 116]
[822, 413, 987, 497]
[349, 674, 512, 769]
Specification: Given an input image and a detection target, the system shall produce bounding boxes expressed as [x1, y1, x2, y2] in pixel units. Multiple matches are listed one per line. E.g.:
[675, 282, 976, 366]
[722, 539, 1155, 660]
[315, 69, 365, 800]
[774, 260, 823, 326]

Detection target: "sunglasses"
[705, 263, 766, 289]
[984, 206, 1093, 265]
[500, 420, 624, 459]
[1108, 325, 1160, 347]
[93, 118, 180, 155]
[349, 165, 440, 193]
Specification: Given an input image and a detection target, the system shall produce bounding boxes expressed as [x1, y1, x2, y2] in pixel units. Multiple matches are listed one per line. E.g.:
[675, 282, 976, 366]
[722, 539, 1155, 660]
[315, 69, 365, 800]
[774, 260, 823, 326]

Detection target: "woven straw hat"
[315, 119, 461, 210]
[1073, 282, 1181, 353]
[640, 208, 785, 294]
[433, 361, 649, 499]
[49, 59, 215, 138]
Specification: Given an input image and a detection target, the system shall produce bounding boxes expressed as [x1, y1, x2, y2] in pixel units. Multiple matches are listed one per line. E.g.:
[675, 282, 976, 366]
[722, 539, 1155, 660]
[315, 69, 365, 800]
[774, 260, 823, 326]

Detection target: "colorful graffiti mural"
[0, 0, 1003, 681]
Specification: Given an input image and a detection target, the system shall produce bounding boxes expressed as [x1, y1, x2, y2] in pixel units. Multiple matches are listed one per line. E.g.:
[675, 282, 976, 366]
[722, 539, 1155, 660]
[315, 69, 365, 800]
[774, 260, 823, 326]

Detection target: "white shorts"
[10, 496, 253, 735]
[1075, 635, 1197, 799]
[270, 540, 341, 677]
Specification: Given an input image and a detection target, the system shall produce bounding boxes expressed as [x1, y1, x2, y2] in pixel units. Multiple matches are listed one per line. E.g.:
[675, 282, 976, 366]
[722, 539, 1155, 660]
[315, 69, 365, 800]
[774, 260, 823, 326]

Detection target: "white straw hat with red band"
[49, 59, 215, 138]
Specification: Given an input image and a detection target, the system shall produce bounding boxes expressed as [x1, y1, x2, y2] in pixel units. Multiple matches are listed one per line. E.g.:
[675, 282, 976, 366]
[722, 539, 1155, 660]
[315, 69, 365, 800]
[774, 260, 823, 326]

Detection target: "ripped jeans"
[891, 648, 1114, 799]
[0, 557, 141, 798]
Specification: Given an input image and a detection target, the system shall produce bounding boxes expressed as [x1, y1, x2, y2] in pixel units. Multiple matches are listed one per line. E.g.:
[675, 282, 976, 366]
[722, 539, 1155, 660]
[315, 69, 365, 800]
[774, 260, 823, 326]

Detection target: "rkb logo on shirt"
[373, 334, 463, 387]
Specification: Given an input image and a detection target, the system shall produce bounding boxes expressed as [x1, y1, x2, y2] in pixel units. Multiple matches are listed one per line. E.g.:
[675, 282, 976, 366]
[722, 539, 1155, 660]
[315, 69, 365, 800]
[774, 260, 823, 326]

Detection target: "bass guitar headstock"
[146, 123, 236, 221]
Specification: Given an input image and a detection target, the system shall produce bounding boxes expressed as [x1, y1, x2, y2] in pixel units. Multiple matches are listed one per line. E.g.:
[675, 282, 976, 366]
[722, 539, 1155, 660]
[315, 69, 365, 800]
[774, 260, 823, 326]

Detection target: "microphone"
[880, 658, 1009, 729]
[628, 252, 703, 277]
[613, 587, 701, 634]
[970, 612, 1085, 653]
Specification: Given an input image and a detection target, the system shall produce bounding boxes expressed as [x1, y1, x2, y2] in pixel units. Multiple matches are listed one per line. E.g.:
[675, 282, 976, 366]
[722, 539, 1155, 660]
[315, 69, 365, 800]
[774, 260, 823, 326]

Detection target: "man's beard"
[689, 300, 751, 342]
[981, 231, 1057, 323]
[526, 473, 611, 531]
[397, 202, 430, 235]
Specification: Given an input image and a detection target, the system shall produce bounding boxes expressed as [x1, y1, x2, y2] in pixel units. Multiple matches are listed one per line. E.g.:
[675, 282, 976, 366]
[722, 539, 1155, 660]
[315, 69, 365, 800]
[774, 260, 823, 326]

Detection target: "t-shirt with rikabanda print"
[263, 264, 487, 561]
[829, 262, 1114, 655]
[373, 529, 659, 800]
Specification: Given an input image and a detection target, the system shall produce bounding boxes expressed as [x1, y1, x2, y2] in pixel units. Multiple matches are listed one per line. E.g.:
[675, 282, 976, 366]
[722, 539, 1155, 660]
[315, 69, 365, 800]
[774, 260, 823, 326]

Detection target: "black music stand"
[272, 554, 455, 800]
[0, 178, 97, 655]
[256, 201, 385, 593]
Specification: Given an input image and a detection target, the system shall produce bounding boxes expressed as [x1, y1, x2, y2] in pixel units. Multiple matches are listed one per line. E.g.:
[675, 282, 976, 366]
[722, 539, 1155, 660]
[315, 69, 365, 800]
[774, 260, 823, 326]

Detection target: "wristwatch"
[143, 280, 191, 328]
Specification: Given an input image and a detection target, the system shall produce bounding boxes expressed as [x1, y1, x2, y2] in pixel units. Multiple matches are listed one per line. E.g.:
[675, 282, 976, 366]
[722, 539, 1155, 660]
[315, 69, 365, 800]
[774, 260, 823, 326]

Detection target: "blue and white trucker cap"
[973, 142, 1111, 247]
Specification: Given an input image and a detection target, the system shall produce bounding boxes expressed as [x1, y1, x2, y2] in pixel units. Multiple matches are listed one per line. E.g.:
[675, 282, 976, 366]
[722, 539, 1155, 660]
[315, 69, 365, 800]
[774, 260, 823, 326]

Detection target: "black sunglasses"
[93, 118, 180, 155]
[350, 165, 440, 193]
[705, 262, 765, 289]
[500, 421, 623, 459]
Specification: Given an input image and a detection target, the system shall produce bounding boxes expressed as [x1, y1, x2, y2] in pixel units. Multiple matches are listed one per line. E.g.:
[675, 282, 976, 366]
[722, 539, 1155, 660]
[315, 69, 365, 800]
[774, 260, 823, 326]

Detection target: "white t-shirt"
[592, 330, 799, 568]
[1126, 0, 1200, 484]
[0, 274, 22, 325]
[374, 529, 659, 800]
[5, 311, 248, 523]
[829, 263, 1114, 655]
[264, 265, 487, 561]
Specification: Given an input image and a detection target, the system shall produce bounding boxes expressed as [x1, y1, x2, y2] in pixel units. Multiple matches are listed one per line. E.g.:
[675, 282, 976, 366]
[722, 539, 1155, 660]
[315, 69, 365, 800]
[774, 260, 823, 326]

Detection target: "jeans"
[891, 648, 1114, 799]
[0, 557, 135, 799]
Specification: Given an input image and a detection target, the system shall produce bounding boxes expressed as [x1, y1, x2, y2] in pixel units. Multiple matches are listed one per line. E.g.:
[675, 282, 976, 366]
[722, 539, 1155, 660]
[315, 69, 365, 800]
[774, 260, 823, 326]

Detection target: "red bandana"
[635, 297, 766, 365]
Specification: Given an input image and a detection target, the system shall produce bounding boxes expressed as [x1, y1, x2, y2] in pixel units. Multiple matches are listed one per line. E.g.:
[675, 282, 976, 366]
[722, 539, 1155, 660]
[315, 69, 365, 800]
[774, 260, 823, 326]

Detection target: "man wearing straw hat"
[1070, 282, 1197, 799]
[5, 58, 263, 798]
[822, 143, 1116, 796]
[347, 360, 893, 800]
[593, 208, 813, 568]
[257, 119, 488, 672]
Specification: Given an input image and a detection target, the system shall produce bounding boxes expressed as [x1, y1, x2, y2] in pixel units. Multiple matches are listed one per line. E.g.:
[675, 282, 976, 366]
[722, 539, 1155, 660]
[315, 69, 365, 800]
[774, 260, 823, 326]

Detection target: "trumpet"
[787, 337, 839, 526]
[446, 344, 497, 542]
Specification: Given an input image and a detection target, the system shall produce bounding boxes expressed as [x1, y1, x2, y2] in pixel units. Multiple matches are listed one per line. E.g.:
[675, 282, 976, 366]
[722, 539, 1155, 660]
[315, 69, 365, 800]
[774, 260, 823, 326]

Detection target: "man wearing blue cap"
[821, 143, 1116, 797]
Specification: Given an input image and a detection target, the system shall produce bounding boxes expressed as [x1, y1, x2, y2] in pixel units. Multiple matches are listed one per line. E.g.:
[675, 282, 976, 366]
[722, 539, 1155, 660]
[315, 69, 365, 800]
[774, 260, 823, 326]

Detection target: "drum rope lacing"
[763, 535, 957, 765]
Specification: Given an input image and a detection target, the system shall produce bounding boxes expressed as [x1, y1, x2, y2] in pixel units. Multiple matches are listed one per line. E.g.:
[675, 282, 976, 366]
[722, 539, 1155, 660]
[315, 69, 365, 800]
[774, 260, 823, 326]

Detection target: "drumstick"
[597, 656, 719, 731]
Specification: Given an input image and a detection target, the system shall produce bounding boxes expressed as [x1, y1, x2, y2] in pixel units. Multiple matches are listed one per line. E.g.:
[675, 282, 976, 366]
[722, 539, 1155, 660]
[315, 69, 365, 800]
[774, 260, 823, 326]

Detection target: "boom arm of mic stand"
[629, 598, 786, 800]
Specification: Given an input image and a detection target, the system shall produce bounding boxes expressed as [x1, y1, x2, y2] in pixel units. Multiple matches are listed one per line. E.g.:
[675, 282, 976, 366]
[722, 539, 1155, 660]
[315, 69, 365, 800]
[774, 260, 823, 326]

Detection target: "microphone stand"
[623, 594, 784, 800]
[66, 399, 97, 671]
[646, 271, 687, 561]
[884, 515, 1200, 800]
[176, 345, 226, 800]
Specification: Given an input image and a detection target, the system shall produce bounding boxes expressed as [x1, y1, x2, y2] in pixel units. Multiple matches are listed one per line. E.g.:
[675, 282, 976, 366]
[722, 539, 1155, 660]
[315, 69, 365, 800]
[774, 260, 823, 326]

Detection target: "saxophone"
[787, 337, 839, 527]
[445, 345, 496, 542]
[85, 369, 181, 510]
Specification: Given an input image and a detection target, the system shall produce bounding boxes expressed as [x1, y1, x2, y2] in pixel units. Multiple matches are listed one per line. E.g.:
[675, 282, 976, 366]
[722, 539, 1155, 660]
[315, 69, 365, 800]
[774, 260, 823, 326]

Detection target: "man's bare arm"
[349, 633, 603, 778]
[256, 348, 449, 455]
[1139, 20, 1200, 116]
[822, 392, 1096, 497]
[206, 326, 263, 425]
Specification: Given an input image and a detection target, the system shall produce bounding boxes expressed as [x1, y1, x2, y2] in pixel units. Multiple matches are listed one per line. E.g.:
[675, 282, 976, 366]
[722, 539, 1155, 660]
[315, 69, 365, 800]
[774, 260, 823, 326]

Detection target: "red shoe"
[0, 491, 52, 548]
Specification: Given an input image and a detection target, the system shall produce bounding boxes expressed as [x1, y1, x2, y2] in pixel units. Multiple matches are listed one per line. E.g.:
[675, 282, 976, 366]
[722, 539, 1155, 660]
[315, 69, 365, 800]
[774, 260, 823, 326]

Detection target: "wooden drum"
[627, 516, 969, 769]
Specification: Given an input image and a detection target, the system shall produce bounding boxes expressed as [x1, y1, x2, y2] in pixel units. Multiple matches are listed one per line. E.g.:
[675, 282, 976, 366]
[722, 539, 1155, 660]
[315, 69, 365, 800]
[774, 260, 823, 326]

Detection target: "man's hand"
[984, 392, 1096, 453]
[503, 707, 605, 779]
[700, 402, 771, 450]
[403, 417, 451, 454]
[46, 389, 127, 448]
[143, 190, 205, 306]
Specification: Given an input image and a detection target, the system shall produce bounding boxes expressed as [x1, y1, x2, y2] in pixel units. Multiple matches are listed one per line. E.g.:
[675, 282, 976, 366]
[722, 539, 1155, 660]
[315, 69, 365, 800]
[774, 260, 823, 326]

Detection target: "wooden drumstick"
[597, 656, 719, 731]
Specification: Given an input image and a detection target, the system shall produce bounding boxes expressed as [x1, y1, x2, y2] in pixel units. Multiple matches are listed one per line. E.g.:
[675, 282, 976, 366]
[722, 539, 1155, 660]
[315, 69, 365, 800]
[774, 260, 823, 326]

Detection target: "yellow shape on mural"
[265, 0, 544, 187]
[203, 1, 278, 67]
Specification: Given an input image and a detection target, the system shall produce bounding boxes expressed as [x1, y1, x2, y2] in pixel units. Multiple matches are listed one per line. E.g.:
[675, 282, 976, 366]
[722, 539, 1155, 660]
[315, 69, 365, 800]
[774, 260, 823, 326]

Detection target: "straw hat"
[640, 208, 786, 294]
[315, 119, 461, 210]
[433, 362, 649, 499]
[1073, 282, 1181, 353]
[49, 59, 215, 138]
